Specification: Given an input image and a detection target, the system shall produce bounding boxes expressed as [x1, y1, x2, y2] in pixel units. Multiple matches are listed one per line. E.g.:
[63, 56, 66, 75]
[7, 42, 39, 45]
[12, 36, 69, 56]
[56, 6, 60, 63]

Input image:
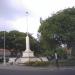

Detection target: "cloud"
[0, 0, 30, 20]
[0, 0, 31, 31]
[0, 0, 75, 37]
[0, 18, 16, 31]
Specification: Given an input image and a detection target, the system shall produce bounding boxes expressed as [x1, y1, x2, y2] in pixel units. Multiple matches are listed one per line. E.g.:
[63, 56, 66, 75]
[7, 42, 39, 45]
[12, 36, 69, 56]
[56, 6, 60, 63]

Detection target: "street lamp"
[3, 31, 6, 65]
[26, 11, 29, 36]
[25, 11, 30, 51]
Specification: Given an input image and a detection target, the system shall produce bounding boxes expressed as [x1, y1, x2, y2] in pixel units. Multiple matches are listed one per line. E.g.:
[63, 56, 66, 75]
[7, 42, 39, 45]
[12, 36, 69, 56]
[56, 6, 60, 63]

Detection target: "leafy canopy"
[39, 7, 75, 50]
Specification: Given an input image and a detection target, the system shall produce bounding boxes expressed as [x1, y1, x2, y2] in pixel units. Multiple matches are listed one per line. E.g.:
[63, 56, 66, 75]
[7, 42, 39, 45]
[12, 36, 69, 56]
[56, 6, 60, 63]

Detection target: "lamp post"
[3, 31, 6, 65]
[26, 11, 29, 36]
[22, 12, 34, 58]
[25, 11, 30, 51]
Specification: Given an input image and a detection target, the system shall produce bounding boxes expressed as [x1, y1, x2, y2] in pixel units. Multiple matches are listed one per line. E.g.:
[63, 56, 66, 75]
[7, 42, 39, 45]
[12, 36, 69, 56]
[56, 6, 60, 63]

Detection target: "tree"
[38, 7, 75, 50]
[0, 30, 41, 56]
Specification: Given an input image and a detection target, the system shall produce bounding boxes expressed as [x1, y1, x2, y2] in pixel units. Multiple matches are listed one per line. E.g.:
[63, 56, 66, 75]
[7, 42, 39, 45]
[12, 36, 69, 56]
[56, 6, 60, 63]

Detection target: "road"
[0, 64, 75, 75]
[0, 68, 75, 75]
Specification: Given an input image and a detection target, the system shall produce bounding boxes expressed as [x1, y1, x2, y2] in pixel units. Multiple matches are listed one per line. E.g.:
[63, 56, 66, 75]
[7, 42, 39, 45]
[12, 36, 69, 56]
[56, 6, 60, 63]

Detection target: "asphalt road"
[0, 68, 75, 75]
[0, 64, 75, 75]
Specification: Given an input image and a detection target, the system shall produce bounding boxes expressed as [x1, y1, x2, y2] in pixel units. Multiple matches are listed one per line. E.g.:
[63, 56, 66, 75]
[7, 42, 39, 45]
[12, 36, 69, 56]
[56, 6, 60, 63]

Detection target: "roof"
[0, 49, 11, 56]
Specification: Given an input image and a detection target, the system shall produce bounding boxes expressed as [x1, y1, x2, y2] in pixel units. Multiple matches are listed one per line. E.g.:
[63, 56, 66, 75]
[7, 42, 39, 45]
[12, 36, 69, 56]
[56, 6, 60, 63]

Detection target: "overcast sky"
[0, 0, 75, 38]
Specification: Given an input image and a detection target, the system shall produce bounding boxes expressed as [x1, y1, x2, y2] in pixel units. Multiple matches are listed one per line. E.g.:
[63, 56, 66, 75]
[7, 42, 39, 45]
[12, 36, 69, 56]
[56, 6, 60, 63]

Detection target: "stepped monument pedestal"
[16, 35, 41, 64]
[22, 35, 34, 58]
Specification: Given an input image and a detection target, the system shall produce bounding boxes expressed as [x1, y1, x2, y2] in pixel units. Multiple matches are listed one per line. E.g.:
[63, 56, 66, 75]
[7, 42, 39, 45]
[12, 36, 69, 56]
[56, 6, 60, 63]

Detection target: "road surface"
[0, 64, 75, 75]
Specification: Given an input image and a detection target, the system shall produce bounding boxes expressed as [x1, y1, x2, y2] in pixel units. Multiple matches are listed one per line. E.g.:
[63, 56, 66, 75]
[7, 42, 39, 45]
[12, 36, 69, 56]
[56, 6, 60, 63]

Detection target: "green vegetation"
[25, 61, 50, 67]
[0, 30, 41, 56]
[38, 7, 75, 52]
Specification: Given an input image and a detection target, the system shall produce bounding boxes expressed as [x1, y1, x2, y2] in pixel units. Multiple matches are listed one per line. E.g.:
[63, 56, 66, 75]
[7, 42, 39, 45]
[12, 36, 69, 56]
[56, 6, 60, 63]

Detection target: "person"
[54, 51, 59, 68]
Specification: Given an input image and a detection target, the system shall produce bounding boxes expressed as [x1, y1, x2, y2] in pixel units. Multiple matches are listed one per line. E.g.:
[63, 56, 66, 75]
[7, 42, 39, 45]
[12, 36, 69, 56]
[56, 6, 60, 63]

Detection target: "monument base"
[16, 49, 40, 63]
[16, 57, 41, 64]
[22, 50, 34, 57]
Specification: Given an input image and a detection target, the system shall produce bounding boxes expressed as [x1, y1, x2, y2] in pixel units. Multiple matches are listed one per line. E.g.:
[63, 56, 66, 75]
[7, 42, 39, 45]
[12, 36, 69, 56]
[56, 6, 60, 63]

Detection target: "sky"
[0, 0, 75, 38]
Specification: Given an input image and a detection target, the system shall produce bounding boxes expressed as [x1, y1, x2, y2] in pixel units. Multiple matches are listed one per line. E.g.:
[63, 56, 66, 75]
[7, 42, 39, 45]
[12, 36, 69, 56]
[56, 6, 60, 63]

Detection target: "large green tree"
[38, 7, 75, 50]
[0, 30, 40, 56]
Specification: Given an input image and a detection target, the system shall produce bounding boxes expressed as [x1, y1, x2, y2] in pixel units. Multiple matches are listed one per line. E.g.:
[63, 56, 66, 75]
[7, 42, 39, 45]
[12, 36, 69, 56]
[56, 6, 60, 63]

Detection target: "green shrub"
[25, 61, 50, 67]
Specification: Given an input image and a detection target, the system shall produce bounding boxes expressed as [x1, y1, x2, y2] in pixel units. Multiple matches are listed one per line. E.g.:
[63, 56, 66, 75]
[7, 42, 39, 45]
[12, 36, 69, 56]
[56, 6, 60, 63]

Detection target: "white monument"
[18, 12, 35, 63]
[18, 35, 35, 63]
[15, 12, 48, 64]
[22, 35, 34, 58]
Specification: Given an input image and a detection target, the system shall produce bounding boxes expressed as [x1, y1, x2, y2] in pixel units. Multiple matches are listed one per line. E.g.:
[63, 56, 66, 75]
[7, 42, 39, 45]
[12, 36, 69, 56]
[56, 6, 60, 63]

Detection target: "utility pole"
[3, 30, 6, 65]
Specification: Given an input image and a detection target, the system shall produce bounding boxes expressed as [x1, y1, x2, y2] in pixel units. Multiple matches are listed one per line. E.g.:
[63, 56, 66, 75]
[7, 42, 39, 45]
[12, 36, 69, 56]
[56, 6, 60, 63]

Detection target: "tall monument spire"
[25, 11, 30, 51]
[22, 11, 34, 58]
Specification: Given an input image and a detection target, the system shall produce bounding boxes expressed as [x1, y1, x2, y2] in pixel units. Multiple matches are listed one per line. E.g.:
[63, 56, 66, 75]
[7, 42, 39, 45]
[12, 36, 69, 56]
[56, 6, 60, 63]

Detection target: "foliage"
[38, 7, 75, 50]
[41, 48, 66, 59]
[56, 48, 67, 59]
[41, 49, 55, 56]
[24, 59, 75, 67]
[25, 61, 50, 66]
[0, 30, 41, 56]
